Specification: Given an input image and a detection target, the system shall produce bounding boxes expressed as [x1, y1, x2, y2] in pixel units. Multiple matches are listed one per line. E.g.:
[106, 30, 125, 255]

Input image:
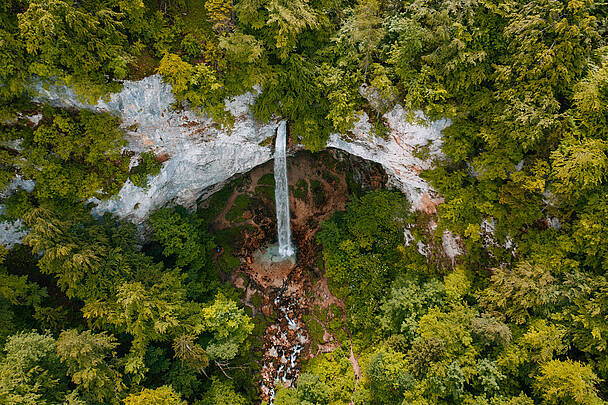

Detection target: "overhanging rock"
[33, 75, 450, 223]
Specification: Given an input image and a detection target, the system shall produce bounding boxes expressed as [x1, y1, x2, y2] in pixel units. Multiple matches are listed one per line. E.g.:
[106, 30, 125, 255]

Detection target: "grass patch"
[215, 225, 250, 246]
[293, 179, 308, 200]
[226, 206, 245, 222]
[304, 314, 325, 352]
[198, 184, 234, 223]
[319, 152, 337, 169]
[255, 185, 275, 201]
[225, 194, 251, 223]
[252, 313, 269, 337]
[241, 273, 249, 288]
[258, 173, 275, 186]
[313, 305, 330, 323]
[328, 319, 347, 343]
[256, 174, 276, 200]
[234, 194, 250, 209]
[218, 250, 240, 272]
[214, 226, 251, 272]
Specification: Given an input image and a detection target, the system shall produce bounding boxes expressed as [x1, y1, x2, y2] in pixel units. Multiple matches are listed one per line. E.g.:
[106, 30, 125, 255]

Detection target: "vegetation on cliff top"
[1, 0, 608, 403]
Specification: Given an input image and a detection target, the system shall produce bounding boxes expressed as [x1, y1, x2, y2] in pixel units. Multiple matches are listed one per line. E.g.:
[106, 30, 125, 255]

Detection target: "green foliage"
[18, 0, 131, 101]
[479, 261, 560, 325]
[23, 206, 129, 300]
[379, 276, 444, 342]
[157, 52, 231, 123]
[150, 207, 220, 299]
[319, 64, 361, 134]
[205, 0, 234, 34]
[366, 349, 413, 404]
[349, 0, 384, 77]
[130, 152, 162, 189]
[56, 329, 124, 403]
[275, 373, 332, 405]
[0, 331, 68, 404]
[471, 314, 512, 349]
[150, 207, 213, 272]
[534, 360, 602, 405]
[301, 347, 357, 404]
[3, 0, 608, 402]
[197, 378, 247, 405]
[124, 385, 186, 405]
[2, 109, 130, 202]
[237, 0, 321, 59]
[318, 190, 411, 332]
[172, 334, 209, 372]
[253, 54, 333, 152]
[202, 293, 254, 361]
[83, 270, 195, 357]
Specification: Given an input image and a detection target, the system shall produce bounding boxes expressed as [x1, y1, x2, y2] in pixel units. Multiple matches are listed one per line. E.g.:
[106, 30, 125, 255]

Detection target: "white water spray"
[274, 121, 294, 257]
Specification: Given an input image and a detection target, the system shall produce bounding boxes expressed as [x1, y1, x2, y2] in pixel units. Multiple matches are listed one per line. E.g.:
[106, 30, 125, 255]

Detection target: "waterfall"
[274, 121, 294, 257]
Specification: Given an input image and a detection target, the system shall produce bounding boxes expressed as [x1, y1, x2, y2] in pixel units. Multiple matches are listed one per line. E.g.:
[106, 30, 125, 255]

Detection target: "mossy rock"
[258, 136, 273, 147]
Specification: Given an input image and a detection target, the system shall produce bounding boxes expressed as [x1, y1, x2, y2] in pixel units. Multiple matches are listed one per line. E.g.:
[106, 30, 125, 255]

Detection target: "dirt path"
[214, 191, 240, 229]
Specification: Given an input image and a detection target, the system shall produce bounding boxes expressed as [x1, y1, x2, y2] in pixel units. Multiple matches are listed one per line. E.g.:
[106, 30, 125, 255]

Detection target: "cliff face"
[34, 76, 277, 223]
[2, 75, 450, 246]
[328, 108, 449, 213]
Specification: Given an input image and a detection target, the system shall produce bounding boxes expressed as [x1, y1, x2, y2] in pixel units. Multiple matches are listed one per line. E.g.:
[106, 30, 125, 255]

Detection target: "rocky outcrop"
[32, 75, 449, 223]
[34, 76, 276, 223]
[328, 109, 449, 213]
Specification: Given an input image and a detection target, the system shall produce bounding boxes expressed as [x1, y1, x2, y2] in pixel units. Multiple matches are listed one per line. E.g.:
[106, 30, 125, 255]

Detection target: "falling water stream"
[275, 121, 294, 257]
[257, 122, 302, 403]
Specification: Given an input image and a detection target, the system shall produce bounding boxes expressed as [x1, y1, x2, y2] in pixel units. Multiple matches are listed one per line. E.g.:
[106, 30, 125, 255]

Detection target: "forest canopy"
[1, 0, 608, 404]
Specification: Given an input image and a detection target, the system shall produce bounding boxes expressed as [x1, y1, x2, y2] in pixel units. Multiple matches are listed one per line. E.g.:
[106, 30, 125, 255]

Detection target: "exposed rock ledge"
[2, 75, 450, 246]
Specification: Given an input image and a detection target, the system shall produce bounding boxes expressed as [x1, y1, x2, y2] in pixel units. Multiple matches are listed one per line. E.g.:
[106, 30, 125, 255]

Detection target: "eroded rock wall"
[34, 76, 276, 223]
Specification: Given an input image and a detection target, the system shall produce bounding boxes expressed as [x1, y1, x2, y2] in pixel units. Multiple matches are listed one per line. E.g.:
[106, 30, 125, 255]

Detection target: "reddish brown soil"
[208, 150, 387, 402]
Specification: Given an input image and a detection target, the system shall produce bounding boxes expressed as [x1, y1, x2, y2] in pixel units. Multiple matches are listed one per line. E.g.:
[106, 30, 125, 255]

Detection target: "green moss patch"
[293, 179, 308, 200]
[258, 173, 275, 186]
